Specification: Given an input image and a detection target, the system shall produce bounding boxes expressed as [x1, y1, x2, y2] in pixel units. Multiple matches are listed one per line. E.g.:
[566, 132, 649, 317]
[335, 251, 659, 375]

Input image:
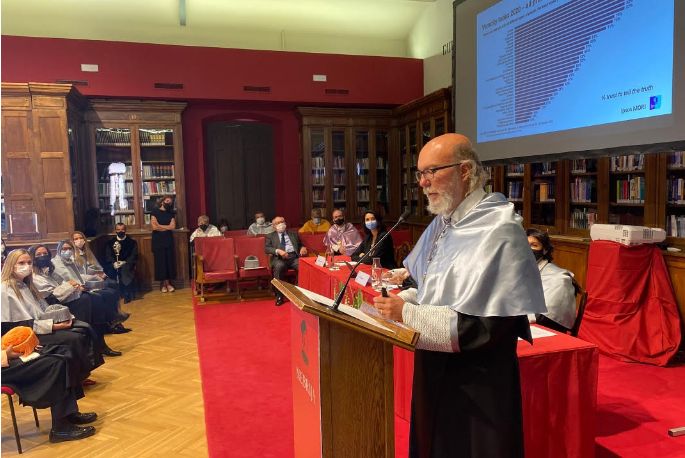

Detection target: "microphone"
[332, 209, 410, 311]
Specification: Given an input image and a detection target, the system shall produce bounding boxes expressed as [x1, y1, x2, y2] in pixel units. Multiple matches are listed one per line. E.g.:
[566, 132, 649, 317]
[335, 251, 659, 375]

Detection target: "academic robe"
[103, 236, 138, 287]
[323, 223, 362, 256]
[535, 260, 577, 331]
[402, 189, 546, 458]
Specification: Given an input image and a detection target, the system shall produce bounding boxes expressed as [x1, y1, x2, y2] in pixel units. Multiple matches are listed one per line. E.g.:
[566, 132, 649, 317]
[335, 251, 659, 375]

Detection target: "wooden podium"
[273, 279, 418, 458]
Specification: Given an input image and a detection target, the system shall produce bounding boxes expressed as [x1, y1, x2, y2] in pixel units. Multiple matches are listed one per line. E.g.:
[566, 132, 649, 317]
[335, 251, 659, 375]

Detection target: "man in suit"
[265, 216, 308, 306]
[103, 223, 138, 303]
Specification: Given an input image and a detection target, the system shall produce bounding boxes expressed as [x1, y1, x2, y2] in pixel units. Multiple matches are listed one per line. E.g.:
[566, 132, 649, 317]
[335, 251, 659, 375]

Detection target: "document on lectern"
[296, 286, 392, 332]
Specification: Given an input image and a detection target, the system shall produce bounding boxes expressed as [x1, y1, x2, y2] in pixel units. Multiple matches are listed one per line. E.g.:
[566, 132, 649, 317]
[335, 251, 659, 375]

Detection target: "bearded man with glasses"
[373, 133, 547, 458]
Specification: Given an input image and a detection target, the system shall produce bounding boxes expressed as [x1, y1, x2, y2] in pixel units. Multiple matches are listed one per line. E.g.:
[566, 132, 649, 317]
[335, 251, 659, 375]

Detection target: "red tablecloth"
[298, 257, 599, 458]
[579, 241, 681, 366]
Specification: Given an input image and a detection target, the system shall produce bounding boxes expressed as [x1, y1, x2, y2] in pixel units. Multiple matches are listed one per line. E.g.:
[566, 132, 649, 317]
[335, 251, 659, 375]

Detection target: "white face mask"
[256, 217, 266, 225]
[313, 217, 321, 225]
[74, 239, 86, 249]
[220, 226, 228, 232]
[276, 223, 287, 233]
[14, 264, 32, 279]
[61, 250, 74, 263]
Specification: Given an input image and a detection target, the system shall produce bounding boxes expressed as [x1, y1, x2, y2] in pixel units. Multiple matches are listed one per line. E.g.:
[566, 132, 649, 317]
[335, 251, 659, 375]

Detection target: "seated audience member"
[189, 215, 222, 243]
[2, 328, 97, 442]
[218, 218, 230, 234]
[103, 224, 139, 303]
[248, 211, 274, 236]
[299, 208, 331, 233]
[265, 216, 307, 306]
[71, 231, 115, 287]
[324, 209, 362, 256]
[52, 240, 130, 334]
[527, 228, 577, 332]
[351, 211, 397, 269]
[28, 245, 121, 356]
[1, 249, 103, 386]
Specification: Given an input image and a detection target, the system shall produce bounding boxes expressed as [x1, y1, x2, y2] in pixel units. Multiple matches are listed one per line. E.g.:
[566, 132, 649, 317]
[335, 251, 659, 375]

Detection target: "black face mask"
[334, 218, 345, 226]
[199, 224, 209, 231]
[164, 202, 173, 210]
[116, 231, 126, 239]
[532, 249, 545, 261]
[34, 254, 51, 268]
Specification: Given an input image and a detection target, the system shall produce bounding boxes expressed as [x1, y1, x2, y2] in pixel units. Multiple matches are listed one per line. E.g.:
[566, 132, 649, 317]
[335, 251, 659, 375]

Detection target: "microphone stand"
[332, 210, 410, 311]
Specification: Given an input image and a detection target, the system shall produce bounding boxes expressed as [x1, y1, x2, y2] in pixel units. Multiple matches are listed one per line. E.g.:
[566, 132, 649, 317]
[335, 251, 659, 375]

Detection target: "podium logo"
[300, 320, 309, 365]
[649, 95, 662, 110]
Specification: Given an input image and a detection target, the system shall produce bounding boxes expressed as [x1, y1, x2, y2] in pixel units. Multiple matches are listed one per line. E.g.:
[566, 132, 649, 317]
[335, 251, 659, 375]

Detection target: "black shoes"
[67, 412, 97, 424]
[110, 323, 132, 334]
[49, 424, 96, 443]
[275, 296, 285, 306]
[102, 345, 122, 357]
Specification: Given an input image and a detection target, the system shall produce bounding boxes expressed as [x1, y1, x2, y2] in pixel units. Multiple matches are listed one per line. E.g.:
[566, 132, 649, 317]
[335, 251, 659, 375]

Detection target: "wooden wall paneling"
[664, 254, 685, 334]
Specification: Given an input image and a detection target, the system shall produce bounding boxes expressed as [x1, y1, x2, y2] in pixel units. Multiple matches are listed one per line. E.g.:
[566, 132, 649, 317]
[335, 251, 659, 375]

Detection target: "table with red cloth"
[298, 257, 599, 458]
[579, 241, 681, 366]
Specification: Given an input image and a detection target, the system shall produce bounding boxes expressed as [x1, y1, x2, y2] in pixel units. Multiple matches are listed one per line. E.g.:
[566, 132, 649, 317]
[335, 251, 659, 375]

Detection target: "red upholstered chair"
[194, 237, 239, 303]
[2, 385, 39, 454]
[298, 232, 327, 256]
[234, 236, 272, 295]
[394, 241, 413, 267]
[392, 229, 412, 247]
[223, 230, 253, 238]
[570, 278, 588, 338]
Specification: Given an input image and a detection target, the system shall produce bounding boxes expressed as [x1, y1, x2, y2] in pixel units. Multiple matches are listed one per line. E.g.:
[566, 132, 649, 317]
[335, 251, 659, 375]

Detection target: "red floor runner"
[194, 300, 294, 458]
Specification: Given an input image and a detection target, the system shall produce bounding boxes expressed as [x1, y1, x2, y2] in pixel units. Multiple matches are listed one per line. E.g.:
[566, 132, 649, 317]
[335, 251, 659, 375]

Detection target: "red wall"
[2, 36, 424, 226]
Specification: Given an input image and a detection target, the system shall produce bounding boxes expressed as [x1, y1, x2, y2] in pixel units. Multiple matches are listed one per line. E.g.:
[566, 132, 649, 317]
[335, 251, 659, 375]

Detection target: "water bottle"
[371, 257, 383, 291]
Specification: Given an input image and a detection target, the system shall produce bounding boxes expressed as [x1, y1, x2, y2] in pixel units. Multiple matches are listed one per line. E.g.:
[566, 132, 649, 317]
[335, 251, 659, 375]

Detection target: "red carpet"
[194, 299, 685, 457]
[595, 354, 685, 457]
[194, 300, 294, 458]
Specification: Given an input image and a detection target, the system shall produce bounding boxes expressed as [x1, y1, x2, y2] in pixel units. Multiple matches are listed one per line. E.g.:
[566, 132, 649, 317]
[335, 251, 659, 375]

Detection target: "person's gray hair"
[452, 143, 488, 193]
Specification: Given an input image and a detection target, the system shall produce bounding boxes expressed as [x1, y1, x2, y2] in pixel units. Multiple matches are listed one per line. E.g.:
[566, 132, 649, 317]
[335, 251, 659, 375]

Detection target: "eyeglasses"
[414, 162, 464, 182]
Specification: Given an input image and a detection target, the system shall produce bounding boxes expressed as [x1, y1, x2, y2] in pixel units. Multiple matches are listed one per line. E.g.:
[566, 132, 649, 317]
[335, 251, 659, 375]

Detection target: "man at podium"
[374, 133, 546, 458]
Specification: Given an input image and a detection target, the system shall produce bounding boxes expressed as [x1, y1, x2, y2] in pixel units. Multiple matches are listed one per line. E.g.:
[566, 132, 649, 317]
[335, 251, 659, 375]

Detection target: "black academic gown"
[409, 314, 530, 458]
[104, 236, 138, 286]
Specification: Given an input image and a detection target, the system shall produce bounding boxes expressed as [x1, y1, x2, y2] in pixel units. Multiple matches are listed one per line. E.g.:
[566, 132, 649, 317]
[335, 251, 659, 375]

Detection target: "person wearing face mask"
[526, 229, 577, 332]
[103, 224, 139, 304]
[52, 240, 130, 335]
[1, 249, 104, 388]
[299, 208, 331, 233]
[323, 208, 362, 256]
[265, 216, 308, 306]
[190, 215, 222, 243]
[247, 211, 274, 236]
[151, 195, 177, 292]
[29, 244, 122, 357]
[218, 218, 230, 234]
[351, 211, 397, 269]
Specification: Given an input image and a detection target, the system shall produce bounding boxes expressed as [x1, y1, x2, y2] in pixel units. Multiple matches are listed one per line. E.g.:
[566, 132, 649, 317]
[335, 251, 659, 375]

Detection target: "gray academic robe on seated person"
[400, 188, 547, 458]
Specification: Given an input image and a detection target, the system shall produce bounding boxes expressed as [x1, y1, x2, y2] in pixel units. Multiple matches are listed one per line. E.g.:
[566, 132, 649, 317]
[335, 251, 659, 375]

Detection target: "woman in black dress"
[151, 195, 177, 292]
[351, 210, 397, 269]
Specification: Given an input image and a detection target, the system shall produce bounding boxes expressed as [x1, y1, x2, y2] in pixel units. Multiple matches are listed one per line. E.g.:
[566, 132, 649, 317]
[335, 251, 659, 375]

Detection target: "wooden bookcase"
[1, 83, 87, 244]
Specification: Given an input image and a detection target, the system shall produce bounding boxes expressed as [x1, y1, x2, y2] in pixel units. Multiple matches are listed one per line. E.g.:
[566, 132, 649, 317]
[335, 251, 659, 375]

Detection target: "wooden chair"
[194, 238, 239, 303]
[394, 241, 412, 267]
[234, 236, 272, 296]
[570, 278, 588, 337]
[2, 386, 39, 454]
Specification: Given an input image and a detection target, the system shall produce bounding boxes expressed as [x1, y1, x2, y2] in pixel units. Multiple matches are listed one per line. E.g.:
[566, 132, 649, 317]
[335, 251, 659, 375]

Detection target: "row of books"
[610, 154, 644, 172]
[139, 129, 170, 146]
[96, 128, 130, 145]
[667, 151, 685, 168]
[98, 182, 134, 195]
[98, 197, 134, 211]
[666, 214, 685, 237]
[98, 164, 133, 180]
[332, 156, 345, 169]
[312, 170, 325, 186]
[508, 181, 523, 200]
[536, 182, 555, 202]
[357, 189, 370, 201]
[312, 156, 325, 169]
[402, 154, 418, 168]
[533, 162, 555, 175]
[404, 187, 420, 201]
[332, 174, 347, 185]
[483, 166, 493, 181]
[570, 177, 596, 202]
[668, 177, 685, 203]
[142, 164, 174, 179]
[102, 213, 136, 226]
[615, 176, 645, 203]
[356, 171, 370, 185]
[571, 159, 597, 174]
[142, 181, 176, 195]
[569, 208, 597, 230]
[507, 164, 525, 175]
[312, 189, 326, 201]
[333, 188, 346, 201]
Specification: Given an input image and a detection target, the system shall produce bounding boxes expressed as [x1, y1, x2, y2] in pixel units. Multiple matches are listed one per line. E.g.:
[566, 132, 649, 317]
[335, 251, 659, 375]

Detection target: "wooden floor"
[1, 289, 208, 457]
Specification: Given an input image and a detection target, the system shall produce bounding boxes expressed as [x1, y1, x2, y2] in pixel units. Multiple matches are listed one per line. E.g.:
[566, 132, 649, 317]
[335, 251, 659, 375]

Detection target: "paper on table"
[295, 286, 392, 333]
[518, 325, 557, 340]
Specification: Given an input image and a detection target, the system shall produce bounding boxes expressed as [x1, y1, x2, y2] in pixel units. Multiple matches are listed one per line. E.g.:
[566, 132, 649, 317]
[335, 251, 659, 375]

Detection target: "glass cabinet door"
[309, 129, 327, 214]
[375, 130, 390, 218]
[530, 161, 557, 227]
[331, 130, 347, 213]
[608, 154, 645, 225]
[569, 159, 598, 230]
[96, 127, 134, 231]
[665, 150, 685, 237]
[139, 128, 176, 226]
[354, 131, 370, 218]
[505, 164, 524, 216]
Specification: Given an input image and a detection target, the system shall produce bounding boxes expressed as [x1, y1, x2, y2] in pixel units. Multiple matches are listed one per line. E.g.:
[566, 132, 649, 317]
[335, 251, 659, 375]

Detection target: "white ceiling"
[1, 0, 439, 57]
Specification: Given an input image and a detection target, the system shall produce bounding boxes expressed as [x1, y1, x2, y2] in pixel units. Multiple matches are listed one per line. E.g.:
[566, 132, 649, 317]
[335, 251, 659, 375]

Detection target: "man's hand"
[52, 319, 73, 331]
[276, 249, 288, 258]
[300, 247, 308, 257]
[372, 293, 405, 322]
[96, 272, 107, 279]
[114, 261, 126, 269]
[67, 279, 80, 288]
[386, 268, 410, 285]
[5, 345, 22, 360]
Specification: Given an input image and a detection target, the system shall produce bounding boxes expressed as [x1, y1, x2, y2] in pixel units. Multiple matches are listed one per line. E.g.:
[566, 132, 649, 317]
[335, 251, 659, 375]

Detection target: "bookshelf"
[608, 153, 647, 226]
[530, 161, 558, 228]
[664, 150, 685, 238]
[568, 159, 599, 232]
[505, 164, 525, 217]
[95, 128, 135, 228]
